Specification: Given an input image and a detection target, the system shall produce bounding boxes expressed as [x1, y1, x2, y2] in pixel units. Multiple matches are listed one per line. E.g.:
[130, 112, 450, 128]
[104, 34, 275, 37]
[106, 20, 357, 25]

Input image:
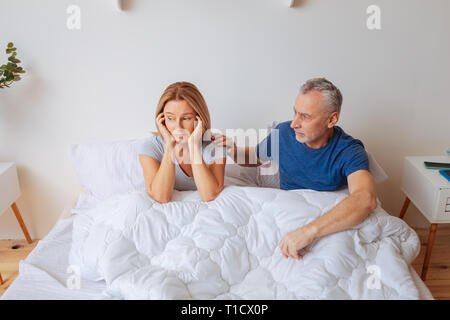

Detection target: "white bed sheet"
[1, 215, 110, 300]
[1, 200, 434, 300]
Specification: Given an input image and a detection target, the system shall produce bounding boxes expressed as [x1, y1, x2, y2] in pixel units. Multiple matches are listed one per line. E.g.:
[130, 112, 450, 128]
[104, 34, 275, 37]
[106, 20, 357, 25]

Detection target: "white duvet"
[69, 186, 421, 300]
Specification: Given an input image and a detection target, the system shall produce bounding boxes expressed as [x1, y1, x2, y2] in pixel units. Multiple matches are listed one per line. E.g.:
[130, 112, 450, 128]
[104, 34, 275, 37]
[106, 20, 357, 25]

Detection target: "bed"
[0, 135, 434, 300]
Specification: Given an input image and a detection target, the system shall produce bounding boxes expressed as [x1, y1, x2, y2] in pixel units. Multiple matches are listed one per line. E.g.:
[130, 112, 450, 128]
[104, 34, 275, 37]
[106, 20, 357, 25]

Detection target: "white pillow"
[68, 138, 147, 201]
[68, 137, 260, 208]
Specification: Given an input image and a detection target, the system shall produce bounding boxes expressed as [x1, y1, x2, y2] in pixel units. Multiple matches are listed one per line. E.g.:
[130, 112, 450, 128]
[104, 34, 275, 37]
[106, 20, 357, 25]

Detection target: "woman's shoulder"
[138, 134, 164, 158]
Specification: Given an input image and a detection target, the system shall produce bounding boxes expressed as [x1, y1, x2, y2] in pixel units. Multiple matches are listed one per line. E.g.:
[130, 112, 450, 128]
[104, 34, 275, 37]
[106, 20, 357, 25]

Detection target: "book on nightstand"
[439, 170, 450, 182]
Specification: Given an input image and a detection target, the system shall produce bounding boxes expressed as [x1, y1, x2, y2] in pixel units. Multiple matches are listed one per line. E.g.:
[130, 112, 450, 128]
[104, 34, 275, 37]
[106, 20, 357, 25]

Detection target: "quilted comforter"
[69, 186, 421, 299]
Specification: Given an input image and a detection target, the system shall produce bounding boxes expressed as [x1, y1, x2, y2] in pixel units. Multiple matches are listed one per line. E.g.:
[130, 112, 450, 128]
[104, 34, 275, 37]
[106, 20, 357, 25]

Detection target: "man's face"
[290, 90, 336, 145]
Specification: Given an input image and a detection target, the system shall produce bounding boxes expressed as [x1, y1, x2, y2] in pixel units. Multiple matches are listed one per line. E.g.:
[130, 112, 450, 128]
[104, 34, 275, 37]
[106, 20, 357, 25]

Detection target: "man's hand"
[279, 225, 317, 259]
[211, 133, 237, 157]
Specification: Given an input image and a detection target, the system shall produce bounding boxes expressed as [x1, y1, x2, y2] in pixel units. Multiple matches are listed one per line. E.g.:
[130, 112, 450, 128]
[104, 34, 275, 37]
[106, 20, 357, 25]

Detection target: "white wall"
[0, 0, 449, 240]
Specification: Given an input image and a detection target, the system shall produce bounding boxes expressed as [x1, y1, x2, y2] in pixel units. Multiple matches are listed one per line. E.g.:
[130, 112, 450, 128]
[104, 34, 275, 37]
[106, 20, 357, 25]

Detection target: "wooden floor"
[411, 226, 450, 300]
[1, 227, 450, 299]
[0, 239, 39, 298]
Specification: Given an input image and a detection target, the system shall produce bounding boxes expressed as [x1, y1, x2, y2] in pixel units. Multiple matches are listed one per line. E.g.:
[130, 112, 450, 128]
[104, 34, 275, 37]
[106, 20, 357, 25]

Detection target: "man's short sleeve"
[138, 135, 163, 162]
[256, 133, 273, 162]
[341, 141, 370, 177]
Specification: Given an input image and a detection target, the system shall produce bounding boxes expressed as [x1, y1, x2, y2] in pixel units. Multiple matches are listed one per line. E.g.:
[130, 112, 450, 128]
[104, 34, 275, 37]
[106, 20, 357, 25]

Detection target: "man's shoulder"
[334, 127, 369, 172]
[274, 120, 292, 133]
[335, 126, 365, 150]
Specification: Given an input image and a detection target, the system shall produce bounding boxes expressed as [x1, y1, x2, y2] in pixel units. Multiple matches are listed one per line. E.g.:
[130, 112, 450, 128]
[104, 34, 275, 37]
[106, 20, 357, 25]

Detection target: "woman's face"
[163, 100, 197, 143]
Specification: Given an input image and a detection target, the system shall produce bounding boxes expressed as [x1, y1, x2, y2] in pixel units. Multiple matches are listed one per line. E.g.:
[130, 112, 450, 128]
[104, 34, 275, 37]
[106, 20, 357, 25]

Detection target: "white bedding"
[1, 201, 433, 300]
[1, 217, 108, 300]
[2, 138, 433, 300]
[66, 186, 427, 300]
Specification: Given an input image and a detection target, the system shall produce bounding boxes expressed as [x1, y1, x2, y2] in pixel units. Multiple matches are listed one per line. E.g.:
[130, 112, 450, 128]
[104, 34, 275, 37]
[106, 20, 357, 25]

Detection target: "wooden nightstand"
[399, 156, 450, 281]
[0, 163, 32, 284]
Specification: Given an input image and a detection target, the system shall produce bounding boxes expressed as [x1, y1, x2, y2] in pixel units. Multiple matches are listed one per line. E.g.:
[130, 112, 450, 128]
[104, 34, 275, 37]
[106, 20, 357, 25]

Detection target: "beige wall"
[1, 0, 449, 239]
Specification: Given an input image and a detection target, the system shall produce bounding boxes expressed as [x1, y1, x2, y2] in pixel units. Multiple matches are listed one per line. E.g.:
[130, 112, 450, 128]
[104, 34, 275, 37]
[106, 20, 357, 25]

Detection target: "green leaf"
[2, 42, 24, 87]
[4, 72, 14, 81]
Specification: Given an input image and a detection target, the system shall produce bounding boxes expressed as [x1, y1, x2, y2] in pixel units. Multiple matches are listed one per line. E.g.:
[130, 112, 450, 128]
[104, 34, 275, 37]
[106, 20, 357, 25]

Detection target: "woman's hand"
[188, 116, 203, 151]
[156, 113, 176, 148]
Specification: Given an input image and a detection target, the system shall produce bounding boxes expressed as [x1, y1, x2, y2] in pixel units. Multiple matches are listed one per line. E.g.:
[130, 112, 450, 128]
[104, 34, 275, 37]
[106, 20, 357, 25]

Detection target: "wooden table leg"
[421, 223, 438, 281]
[399, 197, 410, 220]
[10, 202, 32, 244]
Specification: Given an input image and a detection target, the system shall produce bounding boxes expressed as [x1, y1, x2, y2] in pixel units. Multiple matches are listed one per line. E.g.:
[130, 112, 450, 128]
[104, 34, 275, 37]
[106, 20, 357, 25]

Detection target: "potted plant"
[0, 42, 26, 88]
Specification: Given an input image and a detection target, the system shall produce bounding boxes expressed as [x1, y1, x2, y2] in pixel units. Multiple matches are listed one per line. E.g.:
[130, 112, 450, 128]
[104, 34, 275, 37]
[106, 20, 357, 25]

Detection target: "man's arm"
[279, 169, 378, 259]
[228, 146, 262, 167]
[211, 134, 262, 167]
[308, 169, 377, 239]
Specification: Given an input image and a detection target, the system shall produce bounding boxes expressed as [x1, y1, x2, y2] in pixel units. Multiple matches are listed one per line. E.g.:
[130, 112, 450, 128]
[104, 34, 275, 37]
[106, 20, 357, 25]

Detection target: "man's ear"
[328, 112, 339, 128]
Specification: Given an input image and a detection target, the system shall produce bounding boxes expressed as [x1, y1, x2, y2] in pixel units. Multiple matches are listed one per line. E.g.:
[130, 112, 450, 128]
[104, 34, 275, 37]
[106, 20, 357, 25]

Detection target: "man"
[212, 78, 377, 260]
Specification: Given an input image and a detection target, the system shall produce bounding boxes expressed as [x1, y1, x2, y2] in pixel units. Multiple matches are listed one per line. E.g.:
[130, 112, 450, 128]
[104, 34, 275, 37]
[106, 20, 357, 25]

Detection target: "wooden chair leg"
[10, 202, 32, 244]
[399, 197, 410, 220]
[0, 272, 3, 285]
[421, 223, 438, 281]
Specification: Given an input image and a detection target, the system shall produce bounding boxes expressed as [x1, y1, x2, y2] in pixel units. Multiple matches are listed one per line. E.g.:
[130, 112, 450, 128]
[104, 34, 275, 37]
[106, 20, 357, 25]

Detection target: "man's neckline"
[303, 126, 337, 150]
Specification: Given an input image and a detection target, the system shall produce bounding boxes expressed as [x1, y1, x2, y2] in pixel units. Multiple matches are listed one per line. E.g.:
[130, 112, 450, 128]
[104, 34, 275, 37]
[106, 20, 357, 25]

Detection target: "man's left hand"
[279, 225, 317, 259]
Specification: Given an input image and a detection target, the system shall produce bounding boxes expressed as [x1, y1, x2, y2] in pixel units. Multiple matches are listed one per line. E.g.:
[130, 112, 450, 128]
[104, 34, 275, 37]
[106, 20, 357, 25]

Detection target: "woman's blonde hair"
[153, 82, 211, 136]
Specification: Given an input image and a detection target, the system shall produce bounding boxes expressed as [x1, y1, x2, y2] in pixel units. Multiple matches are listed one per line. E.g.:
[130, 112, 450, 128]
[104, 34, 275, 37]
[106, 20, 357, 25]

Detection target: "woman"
[138, 82, 227, 203]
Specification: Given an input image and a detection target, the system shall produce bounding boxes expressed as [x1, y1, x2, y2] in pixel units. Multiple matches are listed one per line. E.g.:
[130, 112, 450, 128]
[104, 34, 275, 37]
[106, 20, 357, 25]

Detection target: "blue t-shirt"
[256, 121, 370, 191]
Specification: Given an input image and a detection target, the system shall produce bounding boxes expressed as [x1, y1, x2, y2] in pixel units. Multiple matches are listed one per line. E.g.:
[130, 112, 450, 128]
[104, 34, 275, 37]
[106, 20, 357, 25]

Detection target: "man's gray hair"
[300, 78, 343, 114]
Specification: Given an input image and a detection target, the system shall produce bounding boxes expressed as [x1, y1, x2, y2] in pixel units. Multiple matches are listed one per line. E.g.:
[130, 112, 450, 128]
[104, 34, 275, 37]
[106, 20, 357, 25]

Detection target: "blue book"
[439, 170, 450, 182]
